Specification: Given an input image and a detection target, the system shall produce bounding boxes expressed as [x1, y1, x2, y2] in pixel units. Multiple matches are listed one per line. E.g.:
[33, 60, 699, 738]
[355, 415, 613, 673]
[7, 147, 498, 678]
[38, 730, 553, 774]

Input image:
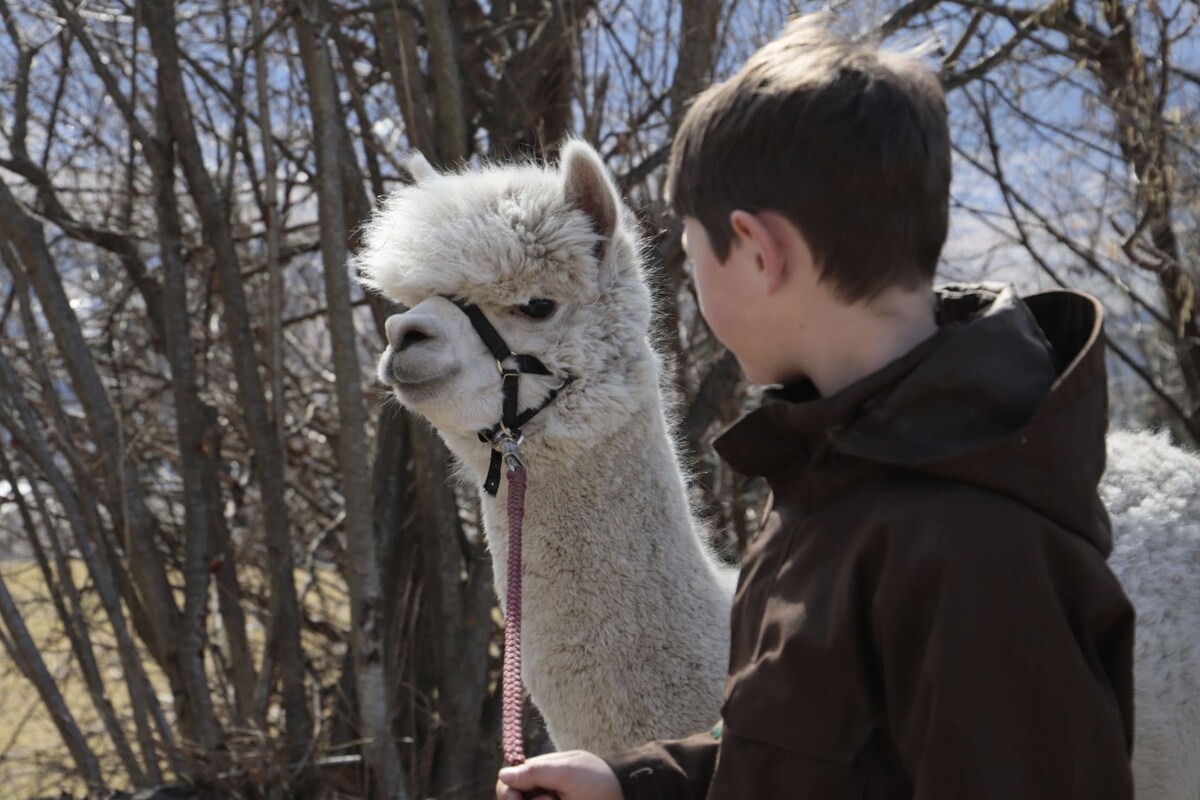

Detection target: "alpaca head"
[357, 141, 657, 461]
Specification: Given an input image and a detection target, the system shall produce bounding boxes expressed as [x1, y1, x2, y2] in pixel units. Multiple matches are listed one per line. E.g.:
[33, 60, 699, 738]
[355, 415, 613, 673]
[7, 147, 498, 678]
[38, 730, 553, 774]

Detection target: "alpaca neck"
[441, 376, 732, 753]
[468, 390, 721, 613]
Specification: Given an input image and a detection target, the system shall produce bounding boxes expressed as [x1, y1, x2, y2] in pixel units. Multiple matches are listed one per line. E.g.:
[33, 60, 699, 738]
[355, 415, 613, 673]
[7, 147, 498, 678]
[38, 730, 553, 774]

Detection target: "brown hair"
[667, 14, 951, 301]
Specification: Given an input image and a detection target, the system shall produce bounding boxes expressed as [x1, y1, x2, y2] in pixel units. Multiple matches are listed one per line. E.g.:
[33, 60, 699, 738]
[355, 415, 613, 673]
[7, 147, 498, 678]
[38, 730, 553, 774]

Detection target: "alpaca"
[358, 141, 735, 754]
[358, 142, 1200, 794]
[1102, 431, 1200, 800]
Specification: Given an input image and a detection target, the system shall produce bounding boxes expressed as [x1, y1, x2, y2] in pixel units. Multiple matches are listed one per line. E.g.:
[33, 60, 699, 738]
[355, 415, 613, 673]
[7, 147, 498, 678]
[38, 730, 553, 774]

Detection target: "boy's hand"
[496, 751, 622, 800]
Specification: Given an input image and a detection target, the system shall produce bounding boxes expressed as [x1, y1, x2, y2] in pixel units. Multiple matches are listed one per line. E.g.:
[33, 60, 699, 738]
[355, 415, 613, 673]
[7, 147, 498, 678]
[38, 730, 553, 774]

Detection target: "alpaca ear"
[561, 140, 619, 244]
[403, 151, 438, 184]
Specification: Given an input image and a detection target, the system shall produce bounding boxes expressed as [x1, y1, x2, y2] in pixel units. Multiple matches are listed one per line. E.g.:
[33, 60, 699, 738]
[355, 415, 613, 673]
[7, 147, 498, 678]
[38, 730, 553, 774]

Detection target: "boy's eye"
[517, 298, 557, 319]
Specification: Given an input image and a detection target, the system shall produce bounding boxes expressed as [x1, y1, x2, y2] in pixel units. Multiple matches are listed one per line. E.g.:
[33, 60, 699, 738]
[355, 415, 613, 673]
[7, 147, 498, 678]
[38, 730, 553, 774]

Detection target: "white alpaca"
[359, 142, 735, 754]
[1102, 431, 1200, 800]
[358, 142, 1199, 796]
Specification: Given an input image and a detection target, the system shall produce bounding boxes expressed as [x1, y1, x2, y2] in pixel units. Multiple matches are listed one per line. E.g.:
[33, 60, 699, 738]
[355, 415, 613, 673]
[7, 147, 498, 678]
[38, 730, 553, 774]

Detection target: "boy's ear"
[561, 139, 619, 244]
[729, 210, 786, 294]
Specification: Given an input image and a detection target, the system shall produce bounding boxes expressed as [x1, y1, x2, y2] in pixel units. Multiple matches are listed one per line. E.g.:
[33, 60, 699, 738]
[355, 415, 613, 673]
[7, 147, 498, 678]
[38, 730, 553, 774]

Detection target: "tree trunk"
[423, 0, 470, 164]
[295, 4, 409, 797]
[375, 1, 435, 156]
[149, 84, 223, 756]
[138, 0, 313, 774]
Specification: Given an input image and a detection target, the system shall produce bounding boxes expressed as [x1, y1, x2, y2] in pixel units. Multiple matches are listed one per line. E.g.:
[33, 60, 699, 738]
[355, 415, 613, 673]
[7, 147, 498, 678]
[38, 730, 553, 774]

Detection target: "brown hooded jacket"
[607, 284, 1134, 799]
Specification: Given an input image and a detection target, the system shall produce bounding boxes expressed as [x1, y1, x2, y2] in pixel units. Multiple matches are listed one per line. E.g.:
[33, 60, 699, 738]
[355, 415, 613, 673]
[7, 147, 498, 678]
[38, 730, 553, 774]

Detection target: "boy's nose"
[385, 313, 436, 352]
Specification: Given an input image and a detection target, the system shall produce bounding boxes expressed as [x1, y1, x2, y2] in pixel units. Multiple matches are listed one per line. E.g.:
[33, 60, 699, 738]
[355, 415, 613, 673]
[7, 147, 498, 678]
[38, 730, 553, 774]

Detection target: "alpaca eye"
[517, 299, 557, 319]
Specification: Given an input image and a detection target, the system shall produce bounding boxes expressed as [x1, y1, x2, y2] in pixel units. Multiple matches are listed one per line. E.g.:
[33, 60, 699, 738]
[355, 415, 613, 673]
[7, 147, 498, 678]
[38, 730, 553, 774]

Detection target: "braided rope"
[501, 463, 528, 766]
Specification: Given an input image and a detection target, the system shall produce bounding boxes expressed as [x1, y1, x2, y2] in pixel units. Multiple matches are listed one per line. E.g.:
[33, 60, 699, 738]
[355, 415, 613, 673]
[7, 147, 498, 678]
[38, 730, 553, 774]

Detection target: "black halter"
[446, 297, 573, 496]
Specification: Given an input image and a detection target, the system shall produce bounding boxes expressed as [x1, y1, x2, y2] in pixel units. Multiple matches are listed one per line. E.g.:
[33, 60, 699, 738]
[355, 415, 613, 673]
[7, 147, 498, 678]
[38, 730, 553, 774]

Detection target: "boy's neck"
[802, 285, 937, 397]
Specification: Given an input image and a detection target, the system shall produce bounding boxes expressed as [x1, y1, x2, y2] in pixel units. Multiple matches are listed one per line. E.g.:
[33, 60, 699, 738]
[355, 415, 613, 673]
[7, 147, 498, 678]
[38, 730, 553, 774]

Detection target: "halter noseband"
[445, 297, 573, 496]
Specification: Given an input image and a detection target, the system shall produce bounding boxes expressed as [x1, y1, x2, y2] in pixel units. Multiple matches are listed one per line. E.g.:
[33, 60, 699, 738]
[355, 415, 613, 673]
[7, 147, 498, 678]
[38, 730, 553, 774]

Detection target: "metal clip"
[497, 430, 526, 471]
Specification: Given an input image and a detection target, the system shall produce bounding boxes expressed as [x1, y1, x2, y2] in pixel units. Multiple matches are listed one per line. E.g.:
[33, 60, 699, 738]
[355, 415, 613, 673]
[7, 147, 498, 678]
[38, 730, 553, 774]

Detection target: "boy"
[498, 14, 1134, 799]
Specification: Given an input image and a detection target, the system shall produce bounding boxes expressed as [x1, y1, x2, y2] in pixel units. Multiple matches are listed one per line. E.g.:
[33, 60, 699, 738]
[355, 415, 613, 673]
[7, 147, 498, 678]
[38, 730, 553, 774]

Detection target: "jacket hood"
[715, 283, 1112, 554]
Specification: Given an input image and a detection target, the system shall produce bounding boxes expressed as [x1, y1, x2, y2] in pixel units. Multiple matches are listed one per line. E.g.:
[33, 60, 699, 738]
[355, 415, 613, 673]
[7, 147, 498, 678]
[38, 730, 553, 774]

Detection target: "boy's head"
[670, 14, 951, 387]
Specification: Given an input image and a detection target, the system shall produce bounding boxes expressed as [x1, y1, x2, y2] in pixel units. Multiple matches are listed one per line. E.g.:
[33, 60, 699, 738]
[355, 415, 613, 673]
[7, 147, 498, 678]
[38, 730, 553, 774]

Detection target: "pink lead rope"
[502, 460, 528, 767]
[500, 445, 560, 799]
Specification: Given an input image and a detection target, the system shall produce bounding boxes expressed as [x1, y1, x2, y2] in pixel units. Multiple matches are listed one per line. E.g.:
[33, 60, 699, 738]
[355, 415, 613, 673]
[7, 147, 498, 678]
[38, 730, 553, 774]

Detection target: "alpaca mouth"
[386, 366, 461, 401]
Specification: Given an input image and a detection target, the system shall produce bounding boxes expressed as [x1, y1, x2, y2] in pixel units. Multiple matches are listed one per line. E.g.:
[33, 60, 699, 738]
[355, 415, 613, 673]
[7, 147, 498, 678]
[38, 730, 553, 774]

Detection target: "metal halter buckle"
[484, 426, 525, 471]
[500, 435, 526, 472]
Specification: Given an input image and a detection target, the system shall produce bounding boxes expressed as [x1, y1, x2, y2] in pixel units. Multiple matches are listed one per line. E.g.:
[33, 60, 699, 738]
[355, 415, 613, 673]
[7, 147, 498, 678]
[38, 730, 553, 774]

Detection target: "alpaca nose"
[385, 313, 434, 352]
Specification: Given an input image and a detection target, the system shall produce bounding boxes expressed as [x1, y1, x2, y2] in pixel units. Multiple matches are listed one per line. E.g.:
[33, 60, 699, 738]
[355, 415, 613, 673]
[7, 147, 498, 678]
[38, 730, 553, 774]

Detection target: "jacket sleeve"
[872, 504, 1135, 799]
[604, 730, 719, 800]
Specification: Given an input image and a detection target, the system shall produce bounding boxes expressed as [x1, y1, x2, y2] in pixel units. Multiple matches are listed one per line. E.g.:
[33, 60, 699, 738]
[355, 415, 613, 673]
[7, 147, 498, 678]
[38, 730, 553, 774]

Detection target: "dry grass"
[0, 558, 350, 799]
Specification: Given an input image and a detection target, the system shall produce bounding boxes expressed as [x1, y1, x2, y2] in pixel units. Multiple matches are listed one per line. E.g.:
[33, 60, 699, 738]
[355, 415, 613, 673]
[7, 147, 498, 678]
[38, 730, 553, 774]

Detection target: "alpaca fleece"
[359, 142, 735, 754]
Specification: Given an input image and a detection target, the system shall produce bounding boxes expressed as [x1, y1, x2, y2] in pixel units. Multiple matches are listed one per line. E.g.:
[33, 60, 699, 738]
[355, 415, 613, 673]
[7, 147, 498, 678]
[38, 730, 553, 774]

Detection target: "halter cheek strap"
[445, 297, 574, 496]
